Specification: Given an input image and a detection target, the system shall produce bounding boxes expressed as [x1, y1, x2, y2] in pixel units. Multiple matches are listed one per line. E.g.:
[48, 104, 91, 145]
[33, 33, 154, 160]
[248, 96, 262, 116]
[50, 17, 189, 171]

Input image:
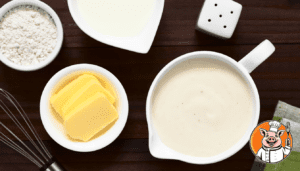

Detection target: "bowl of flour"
[0, 0, 63, 71]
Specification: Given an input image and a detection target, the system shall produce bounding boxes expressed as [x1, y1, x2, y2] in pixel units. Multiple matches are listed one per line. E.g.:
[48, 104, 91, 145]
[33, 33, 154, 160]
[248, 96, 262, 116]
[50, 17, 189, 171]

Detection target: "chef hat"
[269, 121, 281, 132]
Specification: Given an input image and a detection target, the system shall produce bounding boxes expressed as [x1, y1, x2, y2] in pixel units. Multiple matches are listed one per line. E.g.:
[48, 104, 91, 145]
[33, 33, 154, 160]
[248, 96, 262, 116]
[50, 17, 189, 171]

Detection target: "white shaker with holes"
[196, 0, 242, 39]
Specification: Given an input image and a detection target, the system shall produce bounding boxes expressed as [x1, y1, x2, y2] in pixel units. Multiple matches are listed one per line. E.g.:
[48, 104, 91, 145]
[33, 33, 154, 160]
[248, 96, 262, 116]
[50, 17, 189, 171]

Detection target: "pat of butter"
[50, 74, 97, 120]
[64, 92, 118, 142]
[62, 79, 116, 117]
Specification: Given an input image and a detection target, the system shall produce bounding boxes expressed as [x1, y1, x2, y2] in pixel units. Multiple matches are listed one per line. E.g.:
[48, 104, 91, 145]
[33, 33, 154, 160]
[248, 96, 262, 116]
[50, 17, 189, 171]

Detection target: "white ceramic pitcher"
[146, 40, 275, 164]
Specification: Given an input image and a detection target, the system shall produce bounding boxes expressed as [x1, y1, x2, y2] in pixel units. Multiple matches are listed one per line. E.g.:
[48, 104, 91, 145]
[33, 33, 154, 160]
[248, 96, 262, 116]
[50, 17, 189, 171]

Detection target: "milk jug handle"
[238, 39, 275, 73]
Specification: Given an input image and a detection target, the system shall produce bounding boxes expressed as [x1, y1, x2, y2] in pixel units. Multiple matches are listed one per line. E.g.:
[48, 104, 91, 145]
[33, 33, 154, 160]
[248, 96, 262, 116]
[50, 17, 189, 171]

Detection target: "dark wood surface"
[0, 0, 300, 170]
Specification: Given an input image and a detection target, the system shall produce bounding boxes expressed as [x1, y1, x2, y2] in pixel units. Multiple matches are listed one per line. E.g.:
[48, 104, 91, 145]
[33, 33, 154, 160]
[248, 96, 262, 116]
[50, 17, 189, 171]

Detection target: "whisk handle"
[40, 157, 67, 171]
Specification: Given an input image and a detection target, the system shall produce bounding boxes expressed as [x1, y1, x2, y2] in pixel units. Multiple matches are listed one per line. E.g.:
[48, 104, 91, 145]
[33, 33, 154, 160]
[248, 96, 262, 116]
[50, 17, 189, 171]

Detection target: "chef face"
[260, 128, 285, 148]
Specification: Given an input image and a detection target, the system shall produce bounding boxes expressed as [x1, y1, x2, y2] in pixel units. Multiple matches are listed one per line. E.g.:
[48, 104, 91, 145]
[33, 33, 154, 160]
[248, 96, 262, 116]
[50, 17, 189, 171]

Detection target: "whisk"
[0, 89, 67, 171]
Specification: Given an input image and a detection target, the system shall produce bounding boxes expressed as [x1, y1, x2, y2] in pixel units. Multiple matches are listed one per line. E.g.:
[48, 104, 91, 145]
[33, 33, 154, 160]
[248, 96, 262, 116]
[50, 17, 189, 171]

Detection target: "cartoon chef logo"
[250, 120, 293, 163]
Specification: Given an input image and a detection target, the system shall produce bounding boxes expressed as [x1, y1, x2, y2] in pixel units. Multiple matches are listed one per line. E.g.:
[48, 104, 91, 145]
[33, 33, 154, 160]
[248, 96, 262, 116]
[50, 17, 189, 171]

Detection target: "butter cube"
[64, 92, 118, 142]
[62, 79, 116, 117]
[50, 74, 98, 120]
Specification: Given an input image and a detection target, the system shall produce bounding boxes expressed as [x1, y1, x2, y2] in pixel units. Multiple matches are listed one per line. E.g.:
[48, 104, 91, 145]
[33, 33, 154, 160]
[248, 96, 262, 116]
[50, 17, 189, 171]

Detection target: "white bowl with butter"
[40, 64, 129, 152]
[67, 0, 164, 54]
[146, 40, 275, 164]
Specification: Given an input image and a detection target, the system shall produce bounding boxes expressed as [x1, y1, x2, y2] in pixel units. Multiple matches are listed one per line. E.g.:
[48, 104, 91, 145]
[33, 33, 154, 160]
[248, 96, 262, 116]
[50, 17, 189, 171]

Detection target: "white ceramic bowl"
[40, 64, 129, 152]
[0, 0, 63, 71]
[146, 40, 275, 164]
[67, 0, 164, 54]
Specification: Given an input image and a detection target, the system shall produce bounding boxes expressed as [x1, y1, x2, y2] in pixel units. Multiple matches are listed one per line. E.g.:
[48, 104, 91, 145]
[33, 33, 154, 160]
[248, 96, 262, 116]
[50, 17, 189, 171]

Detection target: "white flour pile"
[0, 5, 57, 66]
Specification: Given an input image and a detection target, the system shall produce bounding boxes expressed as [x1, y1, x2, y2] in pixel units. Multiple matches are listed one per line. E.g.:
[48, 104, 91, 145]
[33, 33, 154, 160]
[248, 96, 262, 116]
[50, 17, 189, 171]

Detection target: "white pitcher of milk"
[146, 40, 275, 164]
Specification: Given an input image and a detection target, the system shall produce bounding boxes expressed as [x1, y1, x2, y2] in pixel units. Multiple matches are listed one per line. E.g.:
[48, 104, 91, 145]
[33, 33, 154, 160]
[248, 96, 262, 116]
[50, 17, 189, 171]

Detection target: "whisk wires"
[0, 89, 52, 168]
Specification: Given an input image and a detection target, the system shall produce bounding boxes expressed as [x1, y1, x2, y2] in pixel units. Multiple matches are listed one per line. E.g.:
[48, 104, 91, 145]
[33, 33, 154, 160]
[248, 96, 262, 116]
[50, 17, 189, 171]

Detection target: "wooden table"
[0, 0, 300, 170]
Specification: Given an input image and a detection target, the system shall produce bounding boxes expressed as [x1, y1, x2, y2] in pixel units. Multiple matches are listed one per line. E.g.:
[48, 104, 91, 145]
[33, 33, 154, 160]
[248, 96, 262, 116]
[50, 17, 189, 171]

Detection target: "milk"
[152, 58, 253, 157]
[77, 0, 156, 37]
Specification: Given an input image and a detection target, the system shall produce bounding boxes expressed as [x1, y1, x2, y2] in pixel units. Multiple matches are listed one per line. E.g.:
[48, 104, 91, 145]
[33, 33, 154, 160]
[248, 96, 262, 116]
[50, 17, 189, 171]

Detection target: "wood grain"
[0, 0, 300, 170]
[0, 0, 299, 48]
[0, 140, 255, 171]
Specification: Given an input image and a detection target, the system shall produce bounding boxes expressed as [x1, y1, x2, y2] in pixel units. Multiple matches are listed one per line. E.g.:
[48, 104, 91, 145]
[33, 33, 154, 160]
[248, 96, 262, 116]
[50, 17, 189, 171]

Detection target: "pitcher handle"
[238, 40, 275, 73]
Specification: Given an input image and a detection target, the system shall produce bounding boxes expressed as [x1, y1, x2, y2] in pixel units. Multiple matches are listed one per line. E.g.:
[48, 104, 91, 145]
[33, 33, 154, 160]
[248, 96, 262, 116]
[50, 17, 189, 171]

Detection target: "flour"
[0, 5, 57, 66]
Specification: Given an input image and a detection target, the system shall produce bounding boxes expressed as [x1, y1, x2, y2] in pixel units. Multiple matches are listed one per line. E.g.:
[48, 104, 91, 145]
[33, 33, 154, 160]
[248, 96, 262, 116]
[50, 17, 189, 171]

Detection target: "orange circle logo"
[250, 120, 293, 164]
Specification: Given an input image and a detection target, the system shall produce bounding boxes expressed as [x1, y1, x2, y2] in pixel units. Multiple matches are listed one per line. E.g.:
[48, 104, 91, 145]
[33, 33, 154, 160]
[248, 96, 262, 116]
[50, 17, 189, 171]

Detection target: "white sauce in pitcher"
[77, 0, 156, 37]
[152, 58, 253, 157]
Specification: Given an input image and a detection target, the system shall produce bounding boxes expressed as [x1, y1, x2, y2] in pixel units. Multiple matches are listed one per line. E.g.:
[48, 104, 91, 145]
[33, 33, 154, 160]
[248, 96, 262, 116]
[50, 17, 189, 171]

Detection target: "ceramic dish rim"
[40, 64, 129, 152]
[146, 51, 260, 164]
[67, 0, 164, 54]
[0, 0, 63, 71]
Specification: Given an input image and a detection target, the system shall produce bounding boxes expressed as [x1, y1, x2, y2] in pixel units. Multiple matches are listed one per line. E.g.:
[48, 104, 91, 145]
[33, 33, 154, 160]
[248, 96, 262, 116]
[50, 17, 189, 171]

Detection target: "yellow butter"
[64, 92, 118, 142]
[62, 79, 116, 116]
[95, 74, 117, 98]
[50, 74, 98, 120]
